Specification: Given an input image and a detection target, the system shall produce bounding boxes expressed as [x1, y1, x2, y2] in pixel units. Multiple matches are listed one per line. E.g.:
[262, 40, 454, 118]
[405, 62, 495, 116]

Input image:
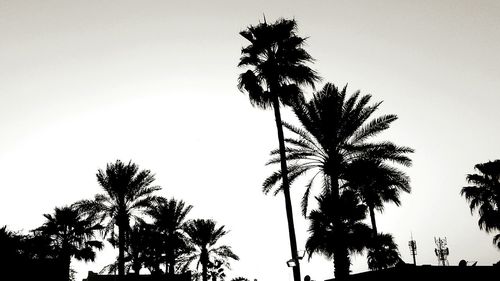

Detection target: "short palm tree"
[183, 219, 239, 281]
[306, 190, 371, 278]
[75, 160, 161, 275]
[461, 160, 500, 249]
[148, 197, 193, 274]
[264, 83, 412, 278]
[36, 206, 103, 281]
[366, 233, 401, 271]
[238, 18, 319, 281]
[344, 159, 411, 236]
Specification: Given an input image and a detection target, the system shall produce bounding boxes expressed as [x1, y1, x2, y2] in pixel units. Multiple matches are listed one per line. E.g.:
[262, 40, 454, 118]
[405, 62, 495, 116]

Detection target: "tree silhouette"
[148, 197, 194, 274]
[461, 160, 500, 249]
[306, 190, 371, 277]
[238, 18, 319, 281]
[366, 233, 401, 271]
[0, 225, 24, 264]
[264, 83, 412, 278]
[1, 226, 64, 280]
[75, 160, 161, 275]
[344, 159, 411, 236]
[36, 206, 103, 281]
[183, 219, 239, 281]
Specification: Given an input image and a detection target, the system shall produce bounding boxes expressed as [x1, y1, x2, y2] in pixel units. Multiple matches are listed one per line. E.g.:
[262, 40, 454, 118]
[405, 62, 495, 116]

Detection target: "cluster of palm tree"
[238, 18, 413, 280]
[1, 160, 238, 281]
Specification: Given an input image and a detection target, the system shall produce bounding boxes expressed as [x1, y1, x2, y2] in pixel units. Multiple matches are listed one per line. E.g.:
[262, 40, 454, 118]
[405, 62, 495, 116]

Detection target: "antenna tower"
[434, 237, 449, 266]
[408, 234, 417, 265]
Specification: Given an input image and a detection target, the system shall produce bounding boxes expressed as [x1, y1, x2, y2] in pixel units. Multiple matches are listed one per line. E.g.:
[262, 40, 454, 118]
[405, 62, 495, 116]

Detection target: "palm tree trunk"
[166, 247, 175, 275]
[333, 244, 350, 281]
[329, 174, 350, 280]
[271, 96, 301, 281]
[118, 212, 126, 276]
[201, 248, 209, 281]
[168, 258, 175, 275]
[369, 205, 378, 237]
[61, 251, 71, 281]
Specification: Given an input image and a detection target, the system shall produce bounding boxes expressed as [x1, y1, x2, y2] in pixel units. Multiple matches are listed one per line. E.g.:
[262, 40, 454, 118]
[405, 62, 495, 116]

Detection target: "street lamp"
[298, 250, 305, 260]
[287, 250, 306, 267]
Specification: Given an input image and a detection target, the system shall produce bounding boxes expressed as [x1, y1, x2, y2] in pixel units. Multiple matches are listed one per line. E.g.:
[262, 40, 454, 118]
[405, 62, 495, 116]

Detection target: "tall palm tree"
[75, 160, 161, 275]
[183, 219, 239, 281]
[36, 206, 103, 281]
[306, 190, 371, 278]
[148, 197, 193, 274]
[264, 83, 413, 279]
[461, 160, 500, 249]
[238, 18, 319, 281]
[344, 159, 411, 236]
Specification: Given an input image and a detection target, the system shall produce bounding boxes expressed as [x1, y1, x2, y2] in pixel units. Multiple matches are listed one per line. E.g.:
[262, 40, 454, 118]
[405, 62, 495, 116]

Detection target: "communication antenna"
[408, 234, 417, 265]
[434, 237, 449, 266]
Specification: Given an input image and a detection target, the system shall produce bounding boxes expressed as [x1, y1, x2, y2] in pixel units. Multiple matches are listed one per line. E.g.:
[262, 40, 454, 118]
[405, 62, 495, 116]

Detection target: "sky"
[1, 0, 500, 281]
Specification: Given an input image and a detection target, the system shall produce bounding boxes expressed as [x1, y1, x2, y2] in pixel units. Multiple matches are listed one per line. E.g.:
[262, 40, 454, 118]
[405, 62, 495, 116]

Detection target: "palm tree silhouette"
[264, 83, 412, 278]
[366, 233, 401, 271]
[148, 197, 194, 275]
[183, 219, 239, 281]
[1, 225, 64, 280]
[306, 190, 371, 278]
[344, 159, 411, 236]
[238, 18, 319, 281]
[36, 206, 103, 281]
[461, 160, 500, 249]
[75, 160, 161, 276]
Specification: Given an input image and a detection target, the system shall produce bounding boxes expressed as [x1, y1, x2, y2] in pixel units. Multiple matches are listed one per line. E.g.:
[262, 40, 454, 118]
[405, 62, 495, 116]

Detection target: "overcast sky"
[1, 1, 499, 281]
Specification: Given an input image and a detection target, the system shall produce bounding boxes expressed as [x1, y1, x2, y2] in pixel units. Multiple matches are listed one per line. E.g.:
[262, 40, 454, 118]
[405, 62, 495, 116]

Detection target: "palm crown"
[148, 197, 194, 274]
[306, 190, 371, 276]
[183, 219, 239, 281]
[343, 158, 411, 236]
[461, 160, 500, 248]
[36, 206, 103, 281]
[238, 18, 319, 108]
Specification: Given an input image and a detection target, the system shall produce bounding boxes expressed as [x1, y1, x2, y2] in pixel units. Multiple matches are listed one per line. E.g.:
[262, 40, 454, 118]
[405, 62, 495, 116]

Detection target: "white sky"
[1, 1, 499, 281]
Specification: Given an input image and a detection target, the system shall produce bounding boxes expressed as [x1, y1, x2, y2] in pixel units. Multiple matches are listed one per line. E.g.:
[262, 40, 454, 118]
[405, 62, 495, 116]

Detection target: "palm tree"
[306, 190, 371, 278]
[461, 160, 500, 249]
[75, 160, 161, 275]
[344, 159, 411, 236]
[183, 219, 239, 281]
[264, 83, 413, 278]
[238, 18, 319, 281]
[148, 197, 193, 274]
[36, 206, 103, 281]
[366, 233, 401, 271]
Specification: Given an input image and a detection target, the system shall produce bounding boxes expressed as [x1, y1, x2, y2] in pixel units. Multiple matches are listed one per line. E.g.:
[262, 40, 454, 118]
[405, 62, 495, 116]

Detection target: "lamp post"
[286, 250, 306, 268]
